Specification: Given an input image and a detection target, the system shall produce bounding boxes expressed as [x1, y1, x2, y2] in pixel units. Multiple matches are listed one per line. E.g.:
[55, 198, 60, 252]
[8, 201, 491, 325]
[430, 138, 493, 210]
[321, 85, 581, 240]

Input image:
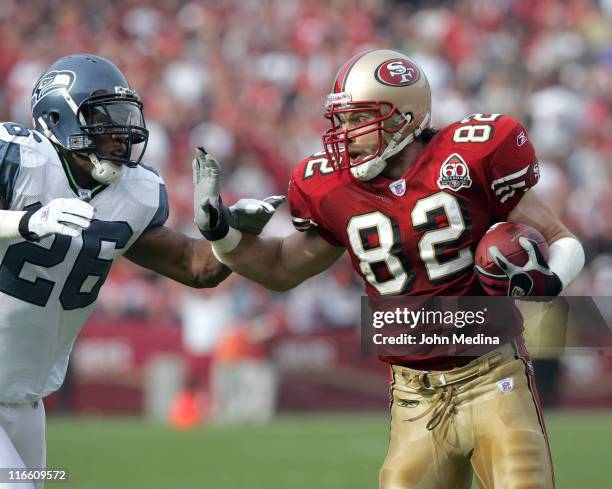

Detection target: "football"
[475, 222, 548, 275]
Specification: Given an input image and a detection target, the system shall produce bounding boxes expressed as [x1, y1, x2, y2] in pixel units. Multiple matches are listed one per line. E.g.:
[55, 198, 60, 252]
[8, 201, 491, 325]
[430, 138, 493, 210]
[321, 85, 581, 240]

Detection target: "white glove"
[20, 198, 94, 241]
[222, 196, 286, 235]
[192, 147, 285, 241]
[192, 147, 223, 234]
[488, 237, 562, 297]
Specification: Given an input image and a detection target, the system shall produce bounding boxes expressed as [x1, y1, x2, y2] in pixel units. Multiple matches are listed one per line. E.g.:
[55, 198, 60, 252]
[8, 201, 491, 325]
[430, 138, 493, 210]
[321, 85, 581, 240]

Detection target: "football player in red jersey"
[193, 50, 585, 488]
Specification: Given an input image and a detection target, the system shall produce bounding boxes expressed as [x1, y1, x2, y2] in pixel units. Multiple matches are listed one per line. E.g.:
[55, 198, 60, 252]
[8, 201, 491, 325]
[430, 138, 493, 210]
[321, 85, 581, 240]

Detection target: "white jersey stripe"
[495, 181, 526, 196]
[490, 164, 530, 188]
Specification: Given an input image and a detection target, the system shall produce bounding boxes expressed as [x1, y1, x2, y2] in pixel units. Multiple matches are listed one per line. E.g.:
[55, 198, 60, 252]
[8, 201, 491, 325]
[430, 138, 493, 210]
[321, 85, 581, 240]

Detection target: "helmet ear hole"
[49, 112, 60, 125]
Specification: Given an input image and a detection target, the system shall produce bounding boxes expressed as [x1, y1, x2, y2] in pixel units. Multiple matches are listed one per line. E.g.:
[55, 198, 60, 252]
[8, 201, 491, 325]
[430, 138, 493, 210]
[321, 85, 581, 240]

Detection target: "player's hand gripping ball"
[474, 222, 562, 298]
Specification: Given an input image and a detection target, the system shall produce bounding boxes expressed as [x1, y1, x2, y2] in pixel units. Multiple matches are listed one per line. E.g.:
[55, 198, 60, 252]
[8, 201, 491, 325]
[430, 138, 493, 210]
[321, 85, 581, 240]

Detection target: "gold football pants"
[380, 340, 554, 489]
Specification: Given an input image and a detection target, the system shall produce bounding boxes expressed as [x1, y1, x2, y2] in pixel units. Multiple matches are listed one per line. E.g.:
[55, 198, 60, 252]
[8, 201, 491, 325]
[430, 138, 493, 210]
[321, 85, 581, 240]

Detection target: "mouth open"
[109, 147, 126, 158]
[347, 142, 377, 164]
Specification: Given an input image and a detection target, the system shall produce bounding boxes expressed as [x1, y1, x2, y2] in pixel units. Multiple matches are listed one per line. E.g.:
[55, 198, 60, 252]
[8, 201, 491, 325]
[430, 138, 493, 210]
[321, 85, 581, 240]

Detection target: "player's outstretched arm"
[125, 147, 292, 288]
[191, 146, 344, 290]
[125, 226, 231, 288]
[216, 229, 345, 292]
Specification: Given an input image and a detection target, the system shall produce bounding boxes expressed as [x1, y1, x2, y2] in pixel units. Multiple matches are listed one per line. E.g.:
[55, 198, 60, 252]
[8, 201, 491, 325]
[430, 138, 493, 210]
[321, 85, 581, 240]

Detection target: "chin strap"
[38, 115, 123, 185]
[89, 153, 123, 184]
[37, 116, 62, 146]
[351, 112, 431, 181]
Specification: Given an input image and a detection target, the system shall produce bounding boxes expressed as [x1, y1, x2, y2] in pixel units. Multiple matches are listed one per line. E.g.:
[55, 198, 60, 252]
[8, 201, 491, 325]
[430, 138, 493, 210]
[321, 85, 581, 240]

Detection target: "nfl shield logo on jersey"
[389, 178, 407, 197]
[437, 153, 472, 192]
[496, 378, 514, 393]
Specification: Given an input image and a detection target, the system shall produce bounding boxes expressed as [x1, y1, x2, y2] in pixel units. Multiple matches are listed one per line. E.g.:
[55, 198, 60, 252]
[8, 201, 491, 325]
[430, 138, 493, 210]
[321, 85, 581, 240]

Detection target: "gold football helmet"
[323, 49, 431, 181]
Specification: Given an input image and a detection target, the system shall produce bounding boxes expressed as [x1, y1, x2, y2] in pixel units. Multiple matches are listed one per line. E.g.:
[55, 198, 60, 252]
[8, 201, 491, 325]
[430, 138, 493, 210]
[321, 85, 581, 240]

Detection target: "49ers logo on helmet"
[375, 59, 420, 87]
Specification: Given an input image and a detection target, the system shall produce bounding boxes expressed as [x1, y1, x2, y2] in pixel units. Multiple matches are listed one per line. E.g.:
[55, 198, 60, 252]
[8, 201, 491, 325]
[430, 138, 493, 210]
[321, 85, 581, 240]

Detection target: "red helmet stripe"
[332, 50, 372, 93]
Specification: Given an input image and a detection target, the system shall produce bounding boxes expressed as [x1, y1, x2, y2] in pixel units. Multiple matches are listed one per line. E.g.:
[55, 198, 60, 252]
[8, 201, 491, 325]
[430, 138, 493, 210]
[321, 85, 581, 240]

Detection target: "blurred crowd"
[0, 0, 610, 340]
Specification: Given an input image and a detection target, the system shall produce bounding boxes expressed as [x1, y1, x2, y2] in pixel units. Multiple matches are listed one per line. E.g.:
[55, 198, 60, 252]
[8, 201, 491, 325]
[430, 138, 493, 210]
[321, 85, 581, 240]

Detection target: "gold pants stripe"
[512, 338, 556, 489]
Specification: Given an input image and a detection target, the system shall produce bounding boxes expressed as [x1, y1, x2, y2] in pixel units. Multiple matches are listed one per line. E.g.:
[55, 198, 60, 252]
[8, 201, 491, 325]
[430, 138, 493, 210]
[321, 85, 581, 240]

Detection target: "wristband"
[211, 226, 242, 255]
[201, 216, 229, 241]
[18, 210, 39, 241]
[548, 237, 585, 290]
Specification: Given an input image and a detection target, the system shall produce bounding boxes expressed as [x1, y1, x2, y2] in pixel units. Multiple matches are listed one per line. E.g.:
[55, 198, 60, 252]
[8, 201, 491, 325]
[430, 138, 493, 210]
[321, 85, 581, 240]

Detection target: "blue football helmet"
[31, 54, 148, 184]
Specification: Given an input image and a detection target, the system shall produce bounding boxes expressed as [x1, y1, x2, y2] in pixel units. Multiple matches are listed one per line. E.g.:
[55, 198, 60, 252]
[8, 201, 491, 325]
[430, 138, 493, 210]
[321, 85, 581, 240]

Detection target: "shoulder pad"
[123, 161, 165, 185]
[439, 114, 523, 156]
[0, 122, 57, 168]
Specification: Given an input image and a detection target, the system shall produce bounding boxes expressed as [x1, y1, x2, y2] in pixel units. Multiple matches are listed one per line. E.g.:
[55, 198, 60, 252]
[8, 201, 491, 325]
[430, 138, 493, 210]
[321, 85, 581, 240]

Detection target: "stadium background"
[1, 0, 611, 487]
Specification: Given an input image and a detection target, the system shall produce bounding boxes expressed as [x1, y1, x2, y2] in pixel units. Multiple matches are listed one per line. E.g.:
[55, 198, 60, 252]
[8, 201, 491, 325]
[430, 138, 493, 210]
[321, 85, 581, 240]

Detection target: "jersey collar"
[56, 148, 108, 199]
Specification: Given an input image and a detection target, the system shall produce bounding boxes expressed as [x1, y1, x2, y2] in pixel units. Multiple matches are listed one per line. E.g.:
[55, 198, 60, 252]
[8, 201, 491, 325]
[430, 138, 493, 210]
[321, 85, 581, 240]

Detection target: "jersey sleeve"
[288, 171, 342, 246]
[485, 121, 540, 220]
[0, 132, 24, 209]
[288, 177, 313, 232]
[144, 183, 169, 231]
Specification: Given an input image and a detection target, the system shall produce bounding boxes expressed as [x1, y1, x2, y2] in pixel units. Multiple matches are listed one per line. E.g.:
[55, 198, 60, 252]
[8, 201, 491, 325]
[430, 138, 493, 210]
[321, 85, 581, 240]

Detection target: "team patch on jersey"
[31, 70, 76, 107]
[375, 59, 420, 87]
[389, 178, 406, 197]
[437, 153, 472, 192]
[497, 377, 514, 393]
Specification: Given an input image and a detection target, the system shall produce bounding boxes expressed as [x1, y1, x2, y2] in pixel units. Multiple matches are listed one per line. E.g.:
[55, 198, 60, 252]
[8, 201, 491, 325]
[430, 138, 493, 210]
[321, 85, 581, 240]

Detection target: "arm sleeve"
[486, 122, 540, 220]
[288, 177, 342, 246]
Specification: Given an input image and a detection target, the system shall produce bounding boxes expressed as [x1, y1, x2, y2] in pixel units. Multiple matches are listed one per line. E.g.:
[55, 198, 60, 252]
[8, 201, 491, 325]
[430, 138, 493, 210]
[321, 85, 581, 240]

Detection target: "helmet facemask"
[66, 93, 148, 185]
[32, 54, 151, 185]
[74, 93, 148, 167]
[321, 49, 432, 181]
[323, 97, 414, 180]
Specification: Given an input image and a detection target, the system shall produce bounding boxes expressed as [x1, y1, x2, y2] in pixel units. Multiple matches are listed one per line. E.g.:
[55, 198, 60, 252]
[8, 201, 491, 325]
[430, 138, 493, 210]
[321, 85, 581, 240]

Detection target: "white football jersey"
[0, 122, 169, 402]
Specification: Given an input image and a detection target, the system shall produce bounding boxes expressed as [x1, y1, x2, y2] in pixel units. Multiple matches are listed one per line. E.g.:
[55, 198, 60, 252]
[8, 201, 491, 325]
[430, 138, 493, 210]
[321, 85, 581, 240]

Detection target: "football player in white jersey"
[0, 54, 281, 488]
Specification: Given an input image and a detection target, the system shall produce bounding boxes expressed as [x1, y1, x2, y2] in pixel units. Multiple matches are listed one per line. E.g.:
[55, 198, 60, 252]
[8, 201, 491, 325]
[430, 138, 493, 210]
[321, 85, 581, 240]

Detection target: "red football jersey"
[288, 114, 540, 368]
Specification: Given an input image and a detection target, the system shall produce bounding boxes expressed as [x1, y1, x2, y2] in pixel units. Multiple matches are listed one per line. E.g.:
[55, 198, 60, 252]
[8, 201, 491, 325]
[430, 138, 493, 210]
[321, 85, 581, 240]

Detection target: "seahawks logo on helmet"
[31, 70, 76, 107]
